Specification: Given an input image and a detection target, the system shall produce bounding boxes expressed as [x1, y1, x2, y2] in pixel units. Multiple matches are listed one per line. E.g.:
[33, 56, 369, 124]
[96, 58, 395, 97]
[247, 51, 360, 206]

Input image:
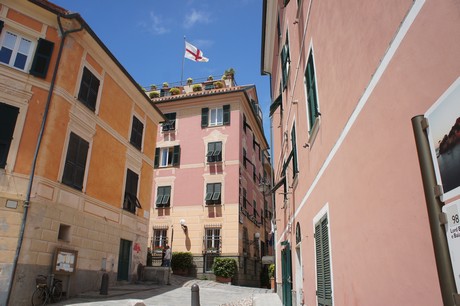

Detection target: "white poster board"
[443, 199, 460, 293]
[425, 77, 460, 202]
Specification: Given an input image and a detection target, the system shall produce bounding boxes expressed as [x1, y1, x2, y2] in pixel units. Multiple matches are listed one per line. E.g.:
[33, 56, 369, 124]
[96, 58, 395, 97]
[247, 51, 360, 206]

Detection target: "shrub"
[149, 91, 160, 98]
[187, 77, 193, 85]
[192, 84, 202, 92]
[212, 258, 237, 278]
[169, 87, 181, 95]
[268, 263, 275, 278]
[162, 82, 169, 88]
[171, 252, 193, 270]
[214, 81, 224, 88]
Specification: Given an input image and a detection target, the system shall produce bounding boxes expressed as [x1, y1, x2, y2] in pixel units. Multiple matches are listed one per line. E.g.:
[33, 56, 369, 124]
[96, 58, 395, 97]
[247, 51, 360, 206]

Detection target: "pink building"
[262, 0, 460, 305]
[148, 76, 274, 286]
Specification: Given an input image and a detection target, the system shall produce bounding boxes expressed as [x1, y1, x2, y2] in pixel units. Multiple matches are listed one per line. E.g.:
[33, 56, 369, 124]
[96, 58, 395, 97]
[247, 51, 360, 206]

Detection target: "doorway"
[117, 239, 131, 281]
[281, 241, 292, 306]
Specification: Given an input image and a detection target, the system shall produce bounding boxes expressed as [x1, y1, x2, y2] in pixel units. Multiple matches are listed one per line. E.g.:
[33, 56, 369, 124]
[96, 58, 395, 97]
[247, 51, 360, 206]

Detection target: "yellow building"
[0, 1, 163, 305]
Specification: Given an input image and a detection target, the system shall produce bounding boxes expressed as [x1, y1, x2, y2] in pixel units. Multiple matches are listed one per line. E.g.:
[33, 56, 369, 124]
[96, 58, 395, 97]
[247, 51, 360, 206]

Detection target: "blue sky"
[51, 0, 272, 141]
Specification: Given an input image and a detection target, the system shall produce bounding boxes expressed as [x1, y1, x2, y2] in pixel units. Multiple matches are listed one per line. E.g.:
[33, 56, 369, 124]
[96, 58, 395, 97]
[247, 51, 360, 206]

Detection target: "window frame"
[0, 30, 34, 72]
[205, 183, 222, 205]
[0, 102, 19, 169]
[315, 214, 333, 306]
[281, 31, 290, 90]
[152, 229, 168, 254]
[155, 185, 172, 208]
[61, 132, 90, 191]
[206, 141, 223, 163]
[154, 145, 180, 168]
[123, 168, 142, 214]
[77, 66, 100, 112]
[162, 113, 176, 132]
[305, 49, 320, 133]
[130, 115, 144, 151]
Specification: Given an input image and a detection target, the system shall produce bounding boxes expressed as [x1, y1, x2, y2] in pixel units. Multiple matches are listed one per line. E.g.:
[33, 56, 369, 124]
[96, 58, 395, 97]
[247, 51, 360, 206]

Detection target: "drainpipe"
[6, 14, 83, 306]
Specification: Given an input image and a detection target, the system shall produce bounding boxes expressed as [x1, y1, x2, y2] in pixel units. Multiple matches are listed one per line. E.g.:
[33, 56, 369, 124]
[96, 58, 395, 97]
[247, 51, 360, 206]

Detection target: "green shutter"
[154, 148, 160, 168]
[291, 125, 298, 176]
[315, 215, 332, 306]
[223, 105, 230, 125]
[306, 51, 318, 131]
[162, 186, 171, 205]
[201, 108, 209, 127]
[30, 38, 54, 79]
[0, 21, 4, 34]
[155, 187, 164, 205]
[172, 145, 180, 166]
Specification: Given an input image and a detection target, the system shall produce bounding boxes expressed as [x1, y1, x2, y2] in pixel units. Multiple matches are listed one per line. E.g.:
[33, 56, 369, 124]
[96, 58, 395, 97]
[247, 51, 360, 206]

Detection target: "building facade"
[147, 77, 274, 286]
[262, 0, 460, 305]
[0, 1, 163, 305]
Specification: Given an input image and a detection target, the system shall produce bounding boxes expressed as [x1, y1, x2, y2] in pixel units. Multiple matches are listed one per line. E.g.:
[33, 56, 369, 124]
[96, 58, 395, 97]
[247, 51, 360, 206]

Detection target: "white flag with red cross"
[184, 41, 209, 62]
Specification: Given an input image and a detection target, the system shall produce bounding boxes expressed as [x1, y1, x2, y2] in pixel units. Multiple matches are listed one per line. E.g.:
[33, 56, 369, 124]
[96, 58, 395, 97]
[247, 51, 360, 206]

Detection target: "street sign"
[443, 199, 460, 293]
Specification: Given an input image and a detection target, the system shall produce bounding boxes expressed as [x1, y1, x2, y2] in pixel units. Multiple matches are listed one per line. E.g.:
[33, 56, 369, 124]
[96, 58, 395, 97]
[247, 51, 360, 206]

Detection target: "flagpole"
[180, 36, 186, 85]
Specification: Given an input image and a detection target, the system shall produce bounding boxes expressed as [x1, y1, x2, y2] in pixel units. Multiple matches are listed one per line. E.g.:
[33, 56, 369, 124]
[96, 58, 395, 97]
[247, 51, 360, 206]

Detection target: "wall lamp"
[249, 232, 260, 245]
[180, 219, 188, 232]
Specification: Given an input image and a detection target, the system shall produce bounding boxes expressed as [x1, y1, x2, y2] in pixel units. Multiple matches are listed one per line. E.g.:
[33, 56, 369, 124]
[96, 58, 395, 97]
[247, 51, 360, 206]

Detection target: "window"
[0, 102, 19, 168]
[281, 32, 290, 90]
[58, 224, 71, 242]
[305, 50, 319, 131]
[152, 229, 168, 253]
[30, 38, 54, 78]
[243, 114, 247, 133]
[253, 200, 258, 220]
[243, 148, 247, 168]
[205, 183, 221, 205]
[62, 132, 89, 191]
[123, 169, 142, 214]
[253, 166, 257, 182]
[130, 116, 144, 150]
[207, 141, 222, 162]
[155, 186, 171, 207]
[242, 188, 247, 209]
[204, 228, 221, 272]
[201, 105, 230, 127]
[162, 113, 176, 131]
[315, 214, 332, 306]
[78, 67, 100, 111]
[0, 31, 33, 71]
[154, 145, 180, 168]
[291, 124, 298, 176]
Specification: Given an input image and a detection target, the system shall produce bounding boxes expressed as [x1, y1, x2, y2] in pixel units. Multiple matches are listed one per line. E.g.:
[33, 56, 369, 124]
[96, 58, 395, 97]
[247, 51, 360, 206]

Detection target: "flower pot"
[270, 277, 275, 290]
[216, 275, 231, 283]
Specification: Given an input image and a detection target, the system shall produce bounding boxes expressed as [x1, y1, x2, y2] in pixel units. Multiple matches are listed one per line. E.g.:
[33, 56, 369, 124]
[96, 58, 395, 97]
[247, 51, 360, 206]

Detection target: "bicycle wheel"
[51, 281, 63, 302]
[31, 286, 48, 306]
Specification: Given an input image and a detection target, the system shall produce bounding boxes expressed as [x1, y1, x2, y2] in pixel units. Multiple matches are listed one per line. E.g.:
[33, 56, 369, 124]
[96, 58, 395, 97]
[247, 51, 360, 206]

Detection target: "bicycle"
[31, 274, 63, 306]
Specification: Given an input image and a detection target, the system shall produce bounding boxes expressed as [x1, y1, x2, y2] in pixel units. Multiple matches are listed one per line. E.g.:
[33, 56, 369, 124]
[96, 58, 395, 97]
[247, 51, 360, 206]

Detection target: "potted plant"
[224, 68, 235, 79]
[268, 264, 275, 290]
[213, 81, 224, 89]
[150, 84, 157, 91]
[192, 84, 202, 92]
[171, 252, 193, 276]
[162, 82, 169, 88]
[149, 91, 160, 98]
[212, 258, 237, 283]
[169, 87, 181, 95]
[207, 75, 214, 81]
[186, 77, 193, 85]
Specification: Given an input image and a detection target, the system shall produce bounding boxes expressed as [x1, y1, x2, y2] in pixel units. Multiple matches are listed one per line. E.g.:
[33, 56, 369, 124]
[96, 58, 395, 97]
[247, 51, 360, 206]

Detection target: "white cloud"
[142, 10, 169, 35]
[184, 9, 211, 28]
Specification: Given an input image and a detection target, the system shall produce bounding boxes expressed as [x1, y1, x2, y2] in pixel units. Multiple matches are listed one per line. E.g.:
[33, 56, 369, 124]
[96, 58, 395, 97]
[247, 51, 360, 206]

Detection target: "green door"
[281, 241, 292, 306]
[117, 239, 131, 281]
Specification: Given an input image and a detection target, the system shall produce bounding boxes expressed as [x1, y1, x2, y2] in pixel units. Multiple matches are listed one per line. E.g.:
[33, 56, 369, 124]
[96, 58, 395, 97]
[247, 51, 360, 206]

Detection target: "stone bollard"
[191, 284, 200, 306]
[100, 273, 109, 295]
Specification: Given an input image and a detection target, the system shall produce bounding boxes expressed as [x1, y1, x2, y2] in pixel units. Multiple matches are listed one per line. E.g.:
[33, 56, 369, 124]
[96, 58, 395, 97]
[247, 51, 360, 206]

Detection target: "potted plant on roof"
[192, 84, 202, 92]
[171, 252, 194, 276]
[224, 68, 235, 79]
[212, 258, 237, 284]
[149, 91, 160, 99]
[186, 77, 193, 85]
[213, 81, 224, 89]
[169, 87, 181, 95]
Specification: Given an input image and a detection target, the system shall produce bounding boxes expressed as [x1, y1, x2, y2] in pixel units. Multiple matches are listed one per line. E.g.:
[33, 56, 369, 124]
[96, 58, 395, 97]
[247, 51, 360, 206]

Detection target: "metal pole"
[191, 284, 200, 306]
[412, 115, 458, 306]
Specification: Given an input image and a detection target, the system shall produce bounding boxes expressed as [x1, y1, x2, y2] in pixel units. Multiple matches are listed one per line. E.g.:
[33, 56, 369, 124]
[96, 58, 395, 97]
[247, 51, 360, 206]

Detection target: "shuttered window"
[207, 141, 222, 162]
[0, 31, 32, 71]
[205, 183, 221, 205]
[0, 102, 19, 168]
[305, 50, 319, 131]
[123, 169, 142, 214]
[154, 145, 180, 168]
[201, 105, 230, 127]
[281, 33, 290, 90]
[162, 113, 176, 131]
[30, 38, 54, 78]
[155, 186, 171, 207]
[291, 124, 298, 176]
[62, 132, 89, 191]
[315, 215, 332, 306]
[130, 116, 144, 150]
[78, 67, 100, 111]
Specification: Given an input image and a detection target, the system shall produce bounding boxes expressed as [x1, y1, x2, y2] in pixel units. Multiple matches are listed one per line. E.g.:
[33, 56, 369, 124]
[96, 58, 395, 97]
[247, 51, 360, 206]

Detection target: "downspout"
[6, 14, 83, 306]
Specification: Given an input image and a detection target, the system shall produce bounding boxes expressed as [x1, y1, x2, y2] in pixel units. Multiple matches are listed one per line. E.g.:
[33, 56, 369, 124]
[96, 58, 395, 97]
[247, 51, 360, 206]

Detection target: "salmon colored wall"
[85, 53, 103, 75]
[98, 74, 131, 138]
[13, 88, 48, 175]
[56, 36, 84, 95]
[144, 118, 157, 160]
[139, 160, 153, 212]
[35, 95, 70, 180]
[7, 8, 42, 32]
[85, 126, 125, 207]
